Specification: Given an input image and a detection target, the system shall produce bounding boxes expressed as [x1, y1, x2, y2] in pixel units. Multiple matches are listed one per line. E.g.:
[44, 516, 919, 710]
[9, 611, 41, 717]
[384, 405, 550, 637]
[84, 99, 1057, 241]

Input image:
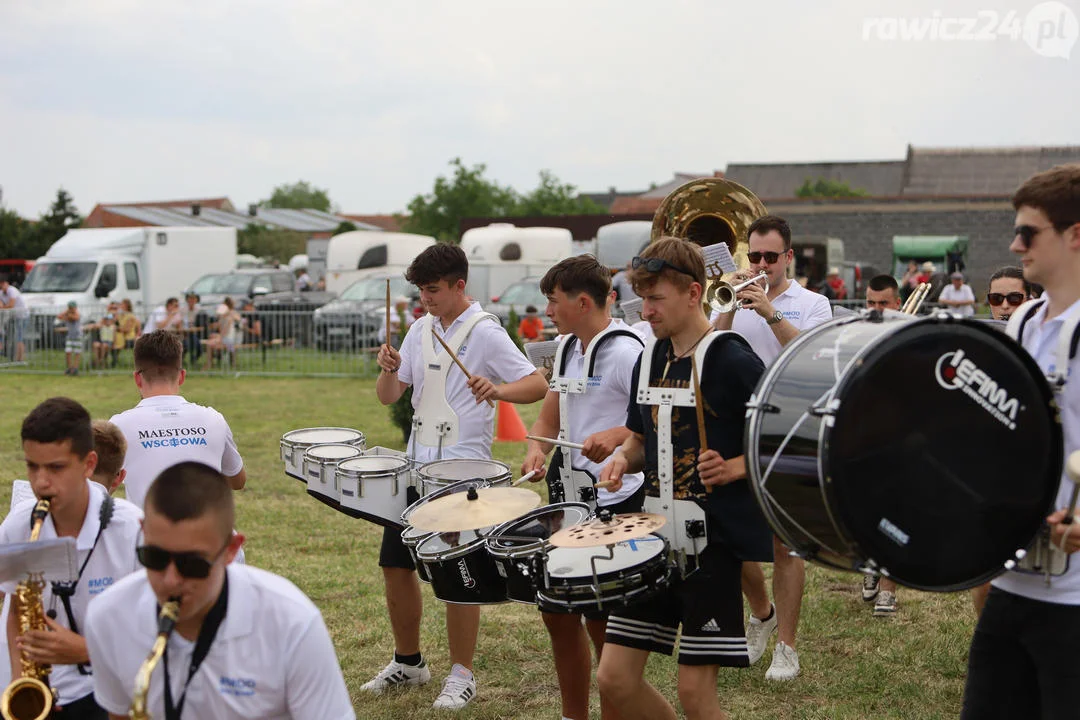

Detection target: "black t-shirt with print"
[626, 333, 773, 561]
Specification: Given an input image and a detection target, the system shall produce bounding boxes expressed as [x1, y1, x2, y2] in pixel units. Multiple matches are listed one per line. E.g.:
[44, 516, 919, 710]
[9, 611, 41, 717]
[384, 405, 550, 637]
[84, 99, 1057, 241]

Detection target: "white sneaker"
[873, 590, 898, 617]
[765, 641, 800, 681]
[432, 665, 477, 710]
[745, 604, 777, 665]
[360, 659, 431, 694]
[862, 574, 880, 602]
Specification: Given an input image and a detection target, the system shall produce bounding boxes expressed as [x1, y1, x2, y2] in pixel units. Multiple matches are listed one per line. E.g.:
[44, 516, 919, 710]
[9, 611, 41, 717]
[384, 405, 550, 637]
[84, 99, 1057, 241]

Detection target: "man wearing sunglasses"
[985, 266, 1032, 321]
[0, 397, 144, 720]
[85, 462, 354, 720]
[961, 164, 1080, 720]
[711, 215, 831, 682]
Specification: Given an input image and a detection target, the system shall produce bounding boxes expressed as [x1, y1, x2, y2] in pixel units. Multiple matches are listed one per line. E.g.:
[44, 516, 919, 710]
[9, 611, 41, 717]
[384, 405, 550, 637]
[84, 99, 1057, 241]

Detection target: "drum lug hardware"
[685, 520, 706, 539]
[579, 486, 596, 502]
[745, 397, 780, 414]
[809, 399, 840, 417]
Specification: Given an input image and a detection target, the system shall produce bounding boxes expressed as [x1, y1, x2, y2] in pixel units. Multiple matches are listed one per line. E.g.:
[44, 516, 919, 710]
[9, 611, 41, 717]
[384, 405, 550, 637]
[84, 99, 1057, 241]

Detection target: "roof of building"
[91, 202, 380, 233]
[725, 160, 905, 199]
[339, 214, 404, 232]
[901, 145, 1080, 196]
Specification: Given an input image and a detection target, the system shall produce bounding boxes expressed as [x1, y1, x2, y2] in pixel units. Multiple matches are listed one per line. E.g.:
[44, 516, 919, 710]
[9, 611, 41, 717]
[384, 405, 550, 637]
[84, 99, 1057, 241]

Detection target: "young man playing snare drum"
[598, 238, 772, 720]
[374, 243, 547, 709]
[521, 254, 646, 720]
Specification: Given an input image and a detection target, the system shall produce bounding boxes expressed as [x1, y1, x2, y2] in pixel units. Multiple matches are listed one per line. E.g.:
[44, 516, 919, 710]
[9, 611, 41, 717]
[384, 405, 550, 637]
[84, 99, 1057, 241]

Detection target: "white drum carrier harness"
[550, 326, 643, 508]
[1006, 299, 1080, 582]
[635, 331, 728, 570]
[411, 311, 500, 458]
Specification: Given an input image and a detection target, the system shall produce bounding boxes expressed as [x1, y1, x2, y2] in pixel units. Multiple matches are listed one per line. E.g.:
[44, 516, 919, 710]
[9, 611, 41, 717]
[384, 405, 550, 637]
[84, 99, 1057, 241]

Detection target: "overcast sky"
[2, 0, 1077, 218]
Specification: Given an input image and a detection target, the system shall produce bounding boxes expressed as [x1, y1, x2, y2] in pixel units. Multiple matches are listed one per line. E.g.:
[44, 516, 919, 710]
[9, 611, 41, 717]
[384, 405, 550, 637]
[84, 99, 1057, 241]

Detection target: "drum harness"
[409, 311, 499, 461]
[1006, 298, 1080, 583]
[635, 332, 733, 577]
[549, 325, 643, 509]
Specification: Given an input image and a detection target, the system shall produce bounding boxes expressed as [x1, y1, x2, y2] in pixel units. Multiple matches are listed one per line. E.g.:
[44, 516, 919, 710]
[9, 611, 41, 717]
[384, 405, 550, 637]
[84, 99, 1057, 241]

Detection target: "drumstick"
[690, 355, 712, 494]
[432, 330, 496, 408]
[385, 279, 391, 348]
[513, 470, 539, 487]
[595, 479, 617, 490]
[525, 434, 585, 450]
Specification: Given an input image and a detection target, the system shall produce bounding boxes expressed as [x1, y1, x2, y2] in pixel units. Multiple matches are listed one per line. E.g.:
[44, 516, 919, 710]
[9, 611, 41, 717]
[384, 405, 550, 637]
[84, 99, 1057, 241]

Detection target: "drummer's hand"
[467, 375, 498, 404]
[599, 452, 627, 493]
[739, 283, 774, 319]
[377, 344, 402, 373]
[581, 428, 625, 464]
[522, 446, 547, 479]
[698, 450, 745, 487]
[1048, 509, 1080, 554]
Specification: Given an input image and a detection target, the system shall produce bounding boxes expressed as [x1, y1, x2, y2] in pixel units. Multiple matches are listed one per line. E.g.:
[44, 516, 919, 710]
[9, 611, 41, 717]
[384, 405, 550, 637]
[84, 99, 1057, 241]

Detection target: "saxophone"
[0, 499, 56, 720]
[128, 598, 180, 720]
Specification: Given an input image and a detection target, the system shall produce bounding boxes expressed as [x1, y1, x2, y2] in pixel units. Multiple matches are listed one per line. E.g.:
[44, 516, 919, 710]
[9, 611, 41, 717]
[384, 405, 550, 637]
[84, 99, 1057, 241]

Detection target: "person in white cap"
[938, 271, 976, 317]
[825, 267, 847, 300]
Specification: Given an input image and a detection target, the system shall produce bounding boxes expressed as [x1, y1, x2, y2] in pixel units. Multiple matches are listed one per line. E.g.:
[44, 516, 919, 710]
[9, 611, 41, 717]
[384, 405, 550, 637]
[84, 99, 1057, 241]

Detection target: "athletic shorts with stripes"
[604, 543, 748, 667]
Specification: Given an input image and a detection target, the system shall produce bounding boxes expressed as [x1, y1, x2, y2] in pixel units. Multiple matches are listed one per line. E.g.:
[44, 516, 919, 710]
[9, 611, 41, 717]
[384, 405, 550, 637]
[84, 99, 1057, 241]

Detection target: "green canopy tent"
[892, 236, 969, 277]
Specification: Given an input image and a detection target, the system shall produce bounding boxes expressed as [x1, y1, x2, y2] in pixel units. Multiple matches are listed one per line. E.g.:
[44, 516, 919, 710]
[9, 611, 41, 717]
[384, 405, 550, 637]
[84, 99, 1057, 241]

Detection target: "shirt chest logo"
[219, 676, 257, 697]
[87, 576, 113, 596]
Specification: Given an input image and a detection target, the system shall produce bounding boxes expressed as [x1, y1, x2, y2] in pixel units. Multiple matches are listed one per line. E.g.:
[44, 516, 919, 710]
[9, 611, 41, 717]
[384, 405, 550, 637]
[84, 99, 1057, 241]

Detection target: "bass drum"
[746, 313, 1062, 592]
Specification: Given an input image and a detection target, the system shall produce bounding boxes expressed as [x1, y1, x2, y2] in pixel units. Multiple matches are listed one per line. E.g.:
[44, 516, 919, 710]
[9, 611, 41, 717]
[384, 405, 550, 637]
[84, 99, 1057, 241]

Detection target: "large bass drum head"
[827, 317, 1062, 591]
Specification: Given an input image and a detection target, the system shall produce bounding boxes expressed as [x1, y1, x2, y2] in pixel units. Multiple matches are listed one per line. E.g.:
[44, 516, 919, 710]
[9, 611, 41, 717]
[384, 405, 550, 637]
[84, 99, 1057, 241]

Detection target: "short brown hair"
[629, 237, 706, 295]
[134, 330, 183, 383]
[1013, 164, 1080, 231]
[146, 461, 234, 540]
[92, 420, 127, 479]
[22, 397, 94, 457]
[747, 215, 792, 251]
[539, 255, 611, 308]
[406, 243, 469, 287]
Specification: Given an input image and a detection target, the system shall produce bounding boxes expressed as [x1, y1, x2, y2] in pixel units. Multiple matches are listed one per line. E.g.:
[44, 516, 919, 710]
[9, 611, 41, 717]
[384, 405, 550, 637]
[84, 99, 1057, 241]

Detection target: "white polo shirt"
[110, 396, 244, 510]
[398, 302, 536, 463]
[939, 283, 976, 317]
[86, 564, 354, 720]
[711, 280, 832, 365]
[0, 285, 28, 319]
[0, 481, 143, 705]
[559, 320, 645, 505]
[993, 296, 1080, 604]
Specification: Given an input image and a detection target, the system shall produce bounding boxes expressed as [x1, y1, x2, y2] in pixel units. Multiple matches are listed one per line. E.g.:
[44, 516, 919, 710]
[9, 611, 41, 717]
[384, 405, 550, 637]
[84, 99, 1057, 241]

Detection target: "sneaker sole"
[360, 676, 431, 694]
[873, 608, 897, 617]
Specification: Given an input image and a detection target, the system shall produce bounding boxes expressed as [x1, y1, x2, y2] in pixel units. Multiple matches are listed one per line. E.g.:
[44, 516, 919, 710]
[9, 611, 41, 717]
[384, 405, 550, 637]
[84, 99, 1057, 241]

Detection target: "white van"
[323, 231, 435, 294]
[596, 220, 651, 271]
[460, 224, 572, 302]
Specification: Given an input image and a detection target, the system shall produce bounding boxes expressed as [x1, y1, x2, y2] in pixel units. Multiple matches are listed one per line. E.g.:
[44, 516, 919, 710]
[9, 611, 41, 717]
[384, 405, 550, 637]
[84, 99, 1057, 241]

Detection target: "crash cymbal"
[548, 513, 667, 548]
[407, 486, 542, 532]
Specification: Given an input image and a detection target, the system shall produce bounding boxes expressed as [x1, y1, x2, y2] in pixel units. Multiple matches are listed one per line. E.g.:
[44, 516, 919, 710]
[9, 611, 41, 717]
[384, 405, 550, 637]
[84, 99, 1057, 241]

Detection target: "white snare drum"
[416, 458, 511, 497]
[337, 456, 413, 528]
[280, 427, 365, 481]
[302, 443, 363, 508]
[537, 534, 671, 614]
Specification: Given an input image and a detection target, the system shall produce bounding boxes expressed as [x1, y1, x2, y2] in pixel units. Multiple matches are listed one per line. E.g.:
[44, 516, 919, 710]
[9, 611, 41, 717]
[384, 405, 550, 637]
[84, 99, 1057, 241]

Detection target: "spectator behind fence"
[143, 297, 183, 335]
[518, 305, 545, 342]
[91, 419, 127, 495]
[938, 271, 976, 316]
[85, 311, 118, 369]
[0, 273, 29, 362]
[182, 291, 207, 364]
[56, 300, 82, 376]
[296, 267, 312, 291]
[117, 299, 141, 349]
[826, 267, 848, 300]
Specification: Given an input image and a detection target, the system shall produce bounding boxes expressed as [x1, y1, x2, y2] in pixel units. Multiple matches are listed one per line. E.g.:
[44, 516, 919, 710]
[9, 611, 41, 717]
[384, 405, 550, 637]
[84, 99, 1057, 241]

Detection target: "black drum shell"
[416, 534, 508, 605]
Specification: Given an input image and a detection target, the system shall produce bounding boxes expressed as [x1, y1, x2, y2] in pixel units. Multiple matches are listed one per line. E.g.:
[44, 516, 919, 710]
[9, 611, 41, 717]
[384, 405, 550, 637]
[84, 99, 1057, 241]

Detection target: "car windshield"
[190, 274, 255, 294]
[21, 262, 97, 292]
[499, 282, 544, 305]
[341, 277, 409, 301]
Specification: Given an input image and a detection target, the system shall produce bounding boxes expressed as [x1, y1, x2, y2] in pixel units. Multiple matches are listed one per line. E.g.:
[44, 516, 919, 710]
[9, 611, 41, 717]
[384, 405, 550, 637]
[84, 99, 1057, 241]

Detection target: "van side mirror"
[94, 285, 110, 299]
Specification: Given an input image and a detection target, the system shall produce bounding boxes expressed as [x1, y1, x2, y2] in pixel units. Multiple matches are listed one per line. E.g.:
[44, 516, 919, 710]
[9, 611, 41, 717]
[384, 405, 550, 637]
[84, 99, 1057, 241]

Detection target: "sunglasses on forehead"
[987, 292, 1026, 307]
[746, 250, 788, 265]
[631, 256, 695, 278]
[136, 542, 229, 579]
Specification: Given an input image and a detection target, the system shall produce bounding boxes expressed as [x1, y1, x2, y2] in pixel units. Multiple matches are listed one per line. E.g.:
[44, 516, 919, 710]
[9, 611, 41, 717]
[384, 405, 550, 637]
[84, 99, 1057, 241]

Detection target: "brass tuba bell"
[649, 177, 768, 313]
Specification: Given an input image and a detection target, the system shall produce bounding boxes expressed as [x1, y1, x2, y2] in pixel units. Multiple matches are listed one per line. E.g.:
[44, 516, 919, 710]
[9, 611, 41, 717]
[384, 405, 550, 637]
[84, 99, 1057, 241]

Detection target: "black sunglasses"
[987, 292, 1026, 307]
[746, 251, 787, 264]
[136, 542, 229, 579]
[1014, 224, 1053, 249]
[631, 256, 694, 278]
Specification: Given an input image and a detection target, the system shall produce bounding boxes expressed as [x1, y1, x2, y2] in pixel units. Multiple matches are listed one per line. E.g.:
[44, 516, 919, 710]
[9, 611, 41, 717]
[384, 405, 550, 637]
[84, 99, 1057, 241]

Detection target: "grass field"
[0, 373, 976, 719]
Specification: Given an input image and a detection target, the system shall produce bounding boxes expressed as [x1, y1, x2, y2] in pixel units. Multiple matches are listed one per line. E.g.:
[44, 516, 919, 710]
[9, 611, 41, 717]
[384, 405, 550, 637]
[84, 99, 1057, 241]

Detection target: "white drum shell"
[280, 427, 365, 479]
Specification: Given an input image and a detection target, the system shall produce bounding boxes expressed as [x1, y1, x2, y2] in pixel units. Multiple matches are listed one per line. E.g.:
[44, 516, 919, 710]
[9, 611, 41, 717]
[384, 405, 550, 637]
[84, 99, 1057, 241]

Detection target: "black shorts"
[961, 586, 1080, 719]
[379, 486, 422, 570]
[604, 544, 747, 667]
[597, 483, 646, 515]
[55, 693, 107, 720]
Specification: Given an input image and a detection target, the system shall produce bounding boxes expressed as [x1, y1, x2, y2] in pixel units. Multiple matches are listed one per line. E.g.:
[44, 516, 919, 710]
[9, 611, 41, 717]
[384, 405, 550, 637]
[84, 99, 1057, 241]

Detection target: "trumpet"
[707, 271, 770, 314]
[129, 598, 181, 720]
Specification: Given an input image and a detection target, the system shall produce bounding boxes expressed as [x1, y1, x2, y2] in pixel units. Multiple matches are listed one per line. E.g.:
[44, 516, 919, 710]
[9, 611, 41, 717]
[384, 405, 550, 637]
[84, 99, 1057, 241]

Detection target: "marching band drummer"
[521, 255, 646, 720]
[85, 462, 354, 720]
[961, 164, 1080, 720]
[373, 243, 547, 710]
[596, 238, 772, 720]
[1, 398, 144, 720]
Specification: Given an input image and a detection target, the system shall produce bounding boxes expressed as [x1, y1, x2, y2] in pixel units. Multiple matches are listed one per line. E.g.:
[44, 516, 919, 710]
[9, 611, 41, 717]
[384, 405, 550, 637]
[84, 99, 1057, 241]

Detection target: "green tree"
[512, 170, 605, 216]
[12, 188, 84, 260]
[261, 181, 333, 211]
[0, 208, 33, 259]
[237, 224, 307, 265]
[795, 177, 869, 199]
[333, 220, 358, 236]
[388, 306, 415, 444]
[401, 158, 519, 243]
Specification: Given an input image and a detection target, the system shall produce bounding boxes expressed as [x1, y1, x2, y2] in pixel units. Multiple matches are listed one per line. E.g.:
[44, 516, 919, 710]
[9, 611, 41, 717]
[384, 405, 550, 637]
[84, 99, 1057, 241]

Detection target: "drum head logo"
[457, 558, 477, 589]
[935, 349, 1019, 430]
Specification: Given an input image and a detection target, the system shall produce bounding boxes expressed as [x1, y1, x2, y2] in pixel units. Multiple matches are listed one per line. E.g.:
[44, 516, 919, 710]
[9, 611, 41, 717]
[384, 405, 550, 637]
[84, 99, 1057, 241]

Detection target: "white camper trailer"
[460, 224, 572, 302]
[596, 220, 652, 271]
[323, 231, 435, 294]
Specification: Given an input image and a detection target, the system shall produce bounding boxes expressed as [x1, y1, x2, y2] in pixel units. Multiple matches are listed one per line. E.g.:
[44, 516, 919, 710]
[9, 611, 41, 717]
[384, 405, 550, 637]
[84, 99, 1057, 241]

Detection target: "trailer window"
[357, 245, 388, 269]
[499, 243, 522, 261]
[125, 262, 140, 290]
[96, 264, 118, 297]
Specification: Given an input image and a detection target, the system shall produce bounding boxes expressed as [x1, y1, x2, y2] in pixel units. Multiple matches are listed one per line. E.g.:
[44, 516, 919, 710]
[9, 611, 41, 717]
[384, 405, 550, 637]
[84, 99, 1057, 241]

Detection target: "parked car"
[313, 274, 415, 350]
[486, 277, 553, 330]
[186, 269, 295, 312]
